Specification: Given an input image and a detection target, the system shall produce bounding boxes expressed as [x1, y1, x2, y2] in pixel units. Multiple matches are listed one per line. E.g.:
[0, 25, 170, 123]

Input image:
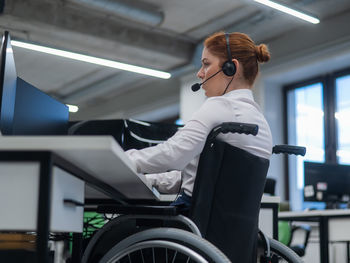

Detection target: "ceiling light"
[254, 0, 320, 24]
[66, 104, 79, 113]
[11, 40, 171, 79]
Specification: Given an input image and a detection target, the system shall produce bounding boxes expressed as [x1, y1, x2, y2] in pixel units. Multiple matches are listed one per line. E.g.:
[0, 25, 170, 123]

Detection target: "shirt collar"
[222, 88, 254, 100]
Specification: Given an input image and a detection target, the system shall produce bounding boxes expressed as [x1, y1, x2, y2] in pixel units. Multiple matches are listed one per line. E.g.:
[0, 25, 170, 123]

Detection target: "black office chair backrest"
[190, 128, 270, 263]
[264, 178, 276, 196]
[68, 118, 181, 150]
[123, 119, 180, 150]
[68, 119, 125, 145]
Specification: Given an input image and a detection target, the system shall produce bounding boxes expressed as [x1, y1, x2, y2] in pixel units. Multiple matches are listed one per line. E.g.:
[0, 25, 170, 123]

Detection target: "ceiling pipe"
[69, 0, 164, 27]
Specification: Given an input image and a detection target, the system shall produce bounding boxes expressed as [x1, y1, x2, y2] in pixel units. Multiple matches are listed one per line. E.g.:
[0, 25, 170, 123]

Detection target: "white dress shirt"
[126, 89, 272, 196]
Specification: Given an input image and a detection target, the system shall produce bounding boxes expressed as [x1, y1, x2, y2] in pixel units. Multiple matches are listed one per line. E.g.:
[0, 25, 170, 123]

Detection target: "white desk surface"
[279, 209, 350, 219]
[261, 195, 280, 204]
[0, 136, 158, 200]
[158, 194, 280, 203]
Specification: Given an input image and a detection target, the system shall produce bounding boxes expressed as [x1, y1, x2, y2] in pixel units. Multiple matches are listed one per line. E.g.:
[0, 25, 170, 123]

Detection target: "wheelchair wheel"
[99, 228, 230, 263]
[268, 238, 304, 263]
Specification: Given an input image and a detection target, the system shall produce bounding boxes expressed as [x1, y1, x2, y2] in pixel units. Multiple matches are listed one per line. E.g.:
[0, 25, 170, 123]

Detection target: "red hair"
[204, 32, 270, 85]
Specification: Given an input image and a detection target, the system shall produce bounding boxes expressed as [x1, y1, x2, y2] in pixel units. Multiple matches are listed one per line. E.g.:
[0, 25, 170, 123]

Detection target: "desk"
[0, 136, 159, 262]
[259, 196, 280, 239]
[279, 209, 350, 263]
[0, 136, 158, 200]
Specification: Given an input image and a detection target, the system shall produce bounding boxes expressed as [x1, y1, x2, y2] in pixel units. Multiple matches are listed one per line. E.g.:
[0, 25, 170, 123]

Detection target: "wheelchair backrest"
[190, 138, 270, 263]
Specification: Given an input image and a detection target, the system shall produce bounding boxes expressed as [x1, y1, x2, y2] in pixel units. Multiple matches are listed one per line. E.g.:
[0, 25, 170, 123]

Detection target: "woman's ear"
[232, 59, 239, 73]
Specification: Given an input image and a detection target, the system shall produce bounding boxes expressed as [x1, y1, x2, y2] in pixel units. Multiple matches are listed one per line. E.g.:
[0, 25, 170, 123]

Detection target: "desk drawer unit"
[329, 218, 350, 242]
[0, 162, 84, 233]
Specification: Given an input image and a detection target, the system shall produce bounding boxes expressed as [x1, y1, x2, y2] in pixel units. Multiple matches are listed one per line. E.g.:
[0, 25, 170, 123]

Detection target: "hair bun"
[256, 44, 270, 63]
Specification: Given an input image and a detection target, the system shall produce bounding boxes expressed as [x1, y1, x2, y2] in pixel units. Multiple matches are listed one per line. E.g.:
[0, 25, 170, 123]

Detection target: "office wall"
[179, 74, 206, 122]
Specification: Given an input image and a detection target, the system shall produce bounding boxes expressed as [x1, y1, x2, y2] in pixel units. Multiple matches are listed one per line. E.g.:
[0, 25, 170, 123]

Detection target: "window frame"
[283, 66, 350, 201]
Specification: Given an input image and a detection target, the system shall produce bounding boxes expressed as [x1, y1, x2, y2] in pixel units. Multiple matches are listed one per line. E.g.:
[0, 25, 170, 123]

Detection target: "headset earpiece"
[222, 33, 236, 77]
[222, 60, 236, 76]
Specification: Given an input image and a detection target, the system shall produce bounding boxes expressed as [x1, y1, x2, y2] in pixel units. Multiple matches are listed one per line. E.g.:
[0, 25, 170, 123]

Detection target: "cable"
[222, 76, 234, 95]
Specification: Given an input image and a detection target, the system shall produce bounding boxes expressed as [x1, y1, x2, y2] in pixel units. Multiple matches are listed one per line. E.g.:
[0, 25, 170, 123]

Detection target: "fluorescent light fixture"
[11, 40, 171, 79]
[66, 104, 79, 113]
[254, 0, 320, 24]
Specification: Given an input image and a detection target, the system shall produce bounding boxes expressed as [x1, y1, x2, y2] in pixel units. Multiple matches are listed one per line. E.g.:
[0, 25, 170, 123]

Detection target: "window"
[335, 75, 350, 164]
[286, 82, 325, 210]
[285, 69, 350, 210]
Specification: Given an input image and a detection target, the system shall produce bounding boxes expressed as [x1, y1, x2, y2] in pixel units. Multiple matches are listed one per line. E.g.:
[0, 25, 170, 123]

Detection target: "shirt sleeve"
[125, 97, 232, 174]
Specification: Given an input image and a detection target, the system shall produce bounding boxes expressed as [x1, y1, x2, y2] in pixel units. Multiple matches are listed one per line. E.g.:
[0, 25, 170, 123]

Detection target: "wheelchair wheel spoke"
[152, 247, 155, 263]
[140, 249, 145, 263]
[165, 248, 168, 263]
[186, 256, 191, 263]
[171, 250, 178, 263]
[128, 253, 132, 263]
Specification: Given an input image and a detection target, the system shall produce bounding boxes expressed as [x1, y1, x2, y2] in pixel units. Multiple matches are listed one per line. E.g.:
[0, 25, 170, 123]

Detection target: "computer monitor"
[304, 161, 350, 208]
[0, 31, 17, 135]
[0, 31, 69, 135]
[13, 77, 69, 135]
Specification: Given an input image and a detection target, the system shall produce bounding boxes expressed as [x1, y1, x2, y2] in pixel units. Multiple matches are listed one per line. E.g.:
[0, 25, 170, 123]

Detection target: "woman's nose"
[197, 68, 204, 79]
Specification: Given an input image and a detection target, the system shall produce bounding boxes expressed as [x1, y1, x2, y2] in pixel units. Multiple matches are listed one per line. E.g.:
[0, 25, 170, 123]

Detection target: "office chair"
[122, 119, 180, 150]
[283, 223, 311, 257]
[68, 119, 125, 144]
[68, 118, 181, 150]
[264, 178, 276, 196]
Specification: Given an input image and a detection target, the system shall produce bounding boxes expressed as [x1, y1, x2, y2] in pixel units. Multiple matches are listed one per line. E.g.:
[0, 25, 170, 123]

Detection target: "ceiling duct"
[69, 0, 164, 27]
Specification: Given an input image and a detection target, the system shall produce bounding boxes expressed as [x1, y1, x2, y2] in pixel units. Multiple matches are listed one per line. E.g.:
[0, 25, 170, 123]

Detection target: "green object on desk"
[278, 220, 291, 245]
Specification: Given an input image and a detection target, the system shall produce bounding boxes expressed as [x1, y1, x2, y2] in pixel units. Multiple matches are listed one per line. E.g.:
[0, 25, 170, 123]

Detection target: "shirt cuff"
[125, 149, 141, 173]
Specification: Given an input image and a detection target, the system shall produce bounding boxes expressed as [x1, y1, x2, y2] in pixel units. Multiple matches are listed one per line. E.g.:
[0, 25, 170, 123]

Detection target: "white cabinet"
[0, 162, 84, 233]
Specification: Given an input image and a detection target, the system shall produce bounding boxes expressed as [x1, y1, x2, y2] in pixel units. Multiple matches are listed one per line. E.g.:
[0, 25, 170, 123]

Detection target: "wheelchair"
[71, 120, 306, 263]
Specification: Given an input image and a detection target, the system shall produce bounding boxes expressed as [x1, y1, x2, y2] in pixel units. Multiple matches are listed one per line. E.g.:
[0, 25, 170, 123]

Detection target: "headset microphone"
[191, 83, 201, 92]
[191, 69, 222, 92]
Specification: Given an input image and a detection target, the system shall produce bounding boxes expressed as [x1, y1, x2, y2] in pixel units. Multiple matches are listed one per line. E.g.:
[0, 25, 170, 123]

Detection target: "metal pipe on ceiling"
[69, 0, 164, 27]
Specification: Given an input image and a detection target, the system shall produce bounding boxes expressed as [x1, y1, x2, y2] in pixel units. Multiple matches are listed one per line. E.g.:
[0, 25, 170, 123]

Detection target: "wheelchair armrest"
[96, 204, 179, 216]
[272, 145, 306, 156]
[208, 122, 258, 140]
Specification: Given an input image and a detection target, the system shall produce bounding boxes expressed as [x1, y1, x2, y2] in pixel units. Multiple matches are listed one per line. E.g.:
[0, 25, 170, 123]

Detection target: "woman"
[126, 32, 273, 209]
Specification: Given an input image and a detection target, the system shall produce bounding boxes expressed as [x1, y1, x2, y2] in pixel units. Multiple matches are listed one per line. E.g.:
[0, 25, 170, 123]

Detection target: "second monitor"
[304, 161, 350, 208]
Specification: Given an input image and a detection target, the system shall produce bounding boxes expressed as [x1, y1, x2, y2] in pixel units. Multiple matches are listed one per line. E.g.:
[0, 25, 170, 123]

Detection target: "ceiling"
[1, 0, 350, 121]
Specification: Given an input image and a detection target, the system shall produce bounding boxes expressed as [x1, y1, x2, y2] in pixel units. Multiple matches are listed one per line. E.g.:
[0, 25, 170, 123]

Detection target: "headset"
[222, 33, 236, 76]
[191, 33, 236, 92]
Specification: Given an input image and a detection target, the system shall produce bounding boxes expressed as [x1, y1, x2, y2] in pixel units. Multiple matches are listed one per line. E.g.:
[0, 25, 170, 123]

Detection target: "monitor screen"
[304, 161, 350, 205]
[13, 77, 69, 135]
[0, 31, 69, 135]
[0, 31, 17, 135]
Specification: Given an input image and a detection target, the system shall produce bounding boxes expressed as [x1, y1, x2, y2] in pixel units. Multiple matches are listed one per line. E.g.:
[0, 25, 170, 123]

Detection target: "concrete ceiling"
[1, 0, 350, 121]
